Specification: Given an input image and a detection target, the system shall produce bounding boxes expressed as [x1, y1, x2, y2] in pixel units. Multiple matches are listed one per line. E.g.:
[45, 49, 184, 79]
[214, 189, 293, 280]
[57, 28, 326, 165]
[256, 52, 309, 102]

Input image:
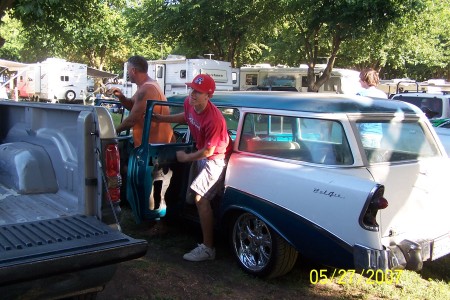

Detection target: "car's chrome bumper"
[354, 234, 450, 271]
[354, 244, 393, 271]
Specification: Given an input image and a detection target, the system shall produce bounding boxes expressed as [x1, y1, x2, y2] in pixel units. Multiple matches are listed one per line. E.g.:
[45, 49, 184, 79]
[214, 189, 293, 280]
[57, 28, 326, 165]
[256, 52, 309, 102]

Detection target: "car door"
[126, 100, 194, 223]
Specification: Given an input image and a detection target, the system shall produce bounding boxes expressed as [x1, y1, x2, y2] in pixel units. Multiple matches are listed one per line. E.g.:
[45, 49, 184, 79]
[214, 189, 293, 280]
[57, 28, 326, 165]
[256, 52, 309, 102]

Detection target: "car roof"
[168, 91, 420, 115]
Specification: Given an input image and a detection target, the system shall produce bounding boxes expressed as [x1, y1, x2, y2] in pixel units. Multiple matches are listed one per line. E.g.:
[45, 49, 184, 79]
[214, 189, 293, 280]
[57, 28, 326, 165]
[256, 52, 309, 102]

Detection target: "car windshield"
[356, 120, 439, 163]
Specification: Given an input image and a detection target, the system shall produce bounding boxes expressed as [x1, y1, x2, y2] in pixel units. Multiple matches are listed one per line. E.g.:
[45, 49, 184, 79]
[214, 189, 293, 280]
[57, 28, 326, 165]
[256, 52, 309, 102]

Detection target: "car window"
[239, 113, 353, 165]
[219, 108, 239, 140]
[152, 104, 240, 144]
[356, 120, 439, 163]
[393, 95, 443, 118]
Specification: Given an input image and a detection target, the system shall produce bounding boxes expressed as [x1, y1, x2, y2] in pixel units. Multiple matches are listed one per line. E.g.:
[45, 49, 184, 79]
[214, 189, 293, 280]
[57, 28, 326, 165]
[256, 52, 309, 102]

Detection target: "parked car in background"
[390, 92, 450, 156]
[390, 92, 450, 120]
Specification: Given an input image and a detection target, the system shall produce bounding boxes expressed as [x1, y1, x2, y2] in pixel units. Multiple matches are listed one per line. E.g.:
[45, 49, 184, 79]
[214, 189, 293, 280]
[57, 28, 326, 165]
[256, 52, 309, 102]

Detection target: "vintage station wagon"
[120, 91, 450, 278]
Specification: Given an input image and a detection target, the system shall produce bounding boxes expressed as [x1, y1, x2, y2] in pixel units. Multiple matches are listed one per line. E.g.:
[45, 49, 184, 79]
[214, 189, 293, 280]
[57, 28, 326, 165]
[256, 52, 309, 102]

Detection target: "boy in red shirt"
[153, 74, 230, 261]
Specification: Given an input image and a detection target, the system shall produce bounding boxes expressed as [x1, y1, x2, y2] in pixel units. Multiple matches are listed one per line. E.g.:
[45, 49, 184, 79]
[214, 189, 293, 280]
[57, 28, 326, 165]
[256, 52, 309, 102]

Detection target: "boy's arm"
[153, 112, 186, 123]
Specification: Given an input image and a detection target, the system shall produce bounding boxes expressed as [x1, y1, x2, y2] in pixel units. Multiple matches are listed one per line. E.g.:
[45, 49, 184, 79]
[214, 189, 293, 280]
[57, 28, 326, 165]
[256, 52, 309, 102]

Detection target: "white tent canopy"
[0, 59, 117, 78]
[0, 59, 29, 71]
[87, 67, 117, 79]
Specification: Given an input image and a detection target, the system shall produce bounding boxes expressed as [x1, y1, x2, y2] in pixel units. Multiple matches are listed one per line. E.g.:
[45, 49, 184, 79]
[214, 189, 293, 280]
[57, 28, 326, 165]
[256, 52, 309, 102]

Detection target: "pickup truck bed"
[0, 100, 147, 299]
[0, 190, 74, 224]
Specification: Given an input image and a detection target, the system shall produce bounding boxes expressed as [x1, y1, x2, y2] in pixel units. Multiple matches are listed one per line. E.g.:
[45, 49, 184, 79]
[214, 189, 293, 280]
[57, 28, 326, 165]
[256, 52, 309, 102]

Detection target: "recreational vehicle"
[17, 58, 88, 103]
[122, 55, 237, 97]
[238, 64, 361, 95]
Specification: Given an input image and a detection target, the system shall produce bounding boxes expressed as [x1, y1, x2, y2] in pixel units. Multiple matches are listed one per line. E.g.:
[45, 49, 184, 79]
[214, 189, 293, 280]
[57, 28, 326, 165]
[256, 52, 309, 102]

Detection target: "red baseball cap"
[186, 74, 216, 95]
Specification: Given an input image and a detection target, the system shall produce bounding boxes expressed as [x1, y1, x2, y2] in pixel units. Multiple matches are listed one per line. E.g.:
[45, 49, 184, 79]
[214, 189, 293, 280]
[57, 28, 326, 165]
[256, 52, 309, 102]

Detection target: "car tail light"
[105, 144, 122, 203]
[359, 185, 388, 231]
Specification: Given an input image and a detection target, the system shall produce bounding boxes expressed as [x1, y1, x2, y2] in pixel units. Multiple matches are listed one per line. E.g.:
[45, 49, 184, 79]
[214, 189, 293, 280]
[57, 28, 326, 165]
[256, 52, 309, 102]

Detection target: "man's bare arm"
[107, 87, 133, 110]
[115, 88, 147, 134]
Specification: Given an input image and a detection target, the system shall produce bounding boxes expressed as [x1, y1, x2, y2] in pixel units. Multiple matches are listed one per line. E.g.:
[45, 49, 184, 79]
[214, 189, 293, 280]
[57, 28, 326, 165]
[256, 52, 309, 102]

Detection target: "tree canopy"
[128, 0, 284, 67]
[280, 0, 426, 91]
[1, 0, 449, 83]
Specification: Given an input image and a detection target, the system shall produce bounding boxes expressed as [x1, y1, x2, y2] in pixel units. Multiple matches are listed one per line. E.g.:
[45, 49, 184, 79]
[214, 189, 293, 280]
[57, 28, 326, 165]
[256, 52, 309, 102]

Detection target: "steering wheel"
[172, 123, 188, 143]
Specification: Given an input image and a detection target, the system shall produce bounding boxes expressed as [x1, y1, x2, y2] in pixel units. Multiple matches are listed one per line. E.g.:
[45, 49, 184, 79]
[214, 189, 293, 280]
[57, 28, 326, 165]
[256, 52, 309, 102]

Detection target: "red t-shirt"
[184, 98, 230, 160]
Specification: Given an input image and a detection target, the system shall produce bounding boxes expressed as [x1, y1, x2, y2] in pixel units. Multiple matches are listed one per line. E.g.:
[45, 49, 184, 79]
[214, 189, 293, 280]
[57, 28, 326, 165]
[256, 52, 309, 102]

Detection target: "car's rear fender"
[224, 153, 383, 245]
[220, 187, 356, 269]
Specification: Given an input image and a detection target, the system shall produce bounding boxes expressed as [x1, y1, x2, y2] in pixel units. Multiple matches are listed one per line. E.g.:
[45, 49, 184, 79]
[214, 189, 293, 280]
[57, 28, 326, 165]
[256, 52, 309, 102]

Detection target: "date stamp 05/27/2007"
[310, 269, 404, 285]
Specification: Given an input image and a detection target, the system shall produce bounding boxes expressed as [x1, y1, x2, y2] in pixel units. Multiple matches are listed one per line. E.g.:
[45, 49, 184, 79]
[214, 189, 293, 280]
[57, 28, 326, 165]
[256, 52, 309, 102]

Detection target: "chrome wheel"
[232, 212, 273, 272]
[230, 211, 298, 278]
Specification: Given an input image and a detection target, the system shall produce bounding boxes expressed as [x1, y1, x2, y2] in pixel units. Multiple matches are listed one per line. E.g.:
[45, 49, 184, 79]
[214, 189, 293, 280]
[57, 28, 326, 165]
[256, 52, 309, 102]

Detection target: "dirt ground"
[96, 209, 350, 300]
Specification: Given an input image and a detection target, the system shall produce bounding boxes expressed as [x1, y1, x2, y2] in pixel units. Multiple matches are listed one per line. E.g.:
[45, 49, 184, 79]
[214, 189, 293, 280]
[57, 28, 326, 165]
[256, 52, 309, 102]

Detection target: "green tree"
[130, 0, 283, 67]
[1, 0, 135, 73]
[3, 0, 448, 84]
[0, 10, 26, 61]
[0, 0, 15, 47]
[338, 0, 450, 81]
[282, 0, 426, 91]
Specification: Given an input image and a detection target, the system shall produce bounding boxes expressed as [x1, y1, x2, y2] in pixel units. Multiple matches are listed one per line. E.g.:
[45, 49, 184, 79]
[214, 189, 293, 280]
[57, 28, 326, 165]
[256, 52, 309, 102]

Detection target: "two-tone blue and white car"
[121, 91, 450, 278]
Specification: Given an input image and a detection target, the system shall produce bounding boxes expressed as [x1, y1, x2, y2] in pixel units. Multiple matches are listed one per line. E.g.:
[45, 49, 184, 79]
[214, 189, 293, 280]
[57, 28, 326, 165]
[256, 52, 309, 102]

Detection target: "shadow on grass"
[420, 255, 450, 282]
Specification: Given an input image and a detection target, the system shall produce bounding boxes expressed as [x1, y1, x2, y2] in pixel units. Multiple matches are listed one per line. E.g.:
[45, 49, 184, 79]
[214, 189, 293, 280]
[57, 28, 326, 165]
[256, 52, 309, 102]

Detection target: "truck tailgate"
[0, 215, 147, 285]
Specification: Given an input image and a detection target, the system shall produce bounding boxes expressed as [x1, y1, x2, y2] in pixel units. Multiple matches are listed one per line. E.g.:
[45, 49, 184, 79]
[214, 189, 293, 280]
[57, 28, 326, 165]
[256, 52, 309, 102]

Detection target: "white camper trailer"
[17, 58, 88, 103]
[123, 55, 238, 97]
[239, 64, 361, 95]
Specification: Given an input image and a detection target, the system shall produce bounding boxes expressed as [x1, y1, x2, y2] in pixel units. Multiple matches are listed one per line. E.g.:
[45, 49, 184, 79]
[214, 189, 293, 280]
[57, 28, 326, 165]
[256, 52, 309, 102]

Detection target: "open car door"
[126, 100, 194, 223]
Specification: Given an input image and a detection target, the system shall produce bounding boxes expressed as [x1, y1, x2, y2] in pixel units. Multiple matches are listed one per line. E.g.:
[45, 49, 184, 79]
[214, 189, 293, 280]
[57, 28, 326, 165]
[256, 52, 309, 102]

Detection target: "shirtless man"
[108, 55, 173, 210]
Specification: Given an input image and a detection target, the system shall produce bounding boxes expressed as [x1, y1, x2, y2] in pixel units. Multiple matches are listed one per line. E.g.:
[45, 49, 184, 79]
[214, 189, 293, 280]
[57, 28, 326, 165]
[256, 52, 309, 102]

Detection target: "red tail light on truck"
[105, 144, 122, 202]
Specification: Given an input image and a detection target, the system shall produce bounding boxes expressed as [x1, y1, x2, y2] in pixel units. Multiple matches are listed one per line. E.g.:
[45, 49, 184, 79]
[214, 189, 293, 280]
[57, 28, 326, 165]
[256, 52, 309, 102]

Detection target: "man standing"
[108, 55, 174, 210]
[153, 74, 230, 261]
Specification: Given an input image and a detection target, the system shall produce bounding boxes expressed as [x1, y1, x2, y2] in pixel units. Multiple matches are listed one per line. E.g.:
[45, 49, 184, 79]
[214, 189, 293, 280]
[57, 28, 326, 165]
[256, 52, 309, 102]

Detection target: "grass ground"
[98, 208, 450, 300]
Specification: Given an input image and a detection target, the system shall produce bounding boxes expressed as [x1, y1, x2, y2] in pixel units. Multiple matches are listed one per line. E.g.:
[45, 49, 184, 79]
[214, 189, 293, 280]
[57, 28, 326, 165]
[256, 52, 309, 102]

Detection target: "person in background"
[357, 68, 388, 99]
[356, 68, 386, 147]
[107, 55, 174, 210]
[153, 74, 231, 261]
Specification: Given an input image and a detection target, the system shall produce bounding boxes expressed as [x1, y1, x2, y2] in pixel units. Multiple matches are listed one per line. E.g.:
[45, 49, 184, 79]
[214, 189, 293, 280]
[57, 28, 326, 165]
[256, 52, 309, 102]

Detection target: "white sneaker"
[183, 244, 216, 261]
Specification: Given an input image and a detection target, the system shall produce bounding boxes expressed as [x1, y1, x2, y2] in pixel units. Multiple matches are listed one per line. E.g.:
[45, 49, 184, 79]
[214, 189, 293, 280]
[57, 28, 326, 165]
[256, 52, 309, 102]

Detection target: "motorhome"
[16, 58, 88, 103]
[238, 64, 361, 95]
[122, 55, 238, 97]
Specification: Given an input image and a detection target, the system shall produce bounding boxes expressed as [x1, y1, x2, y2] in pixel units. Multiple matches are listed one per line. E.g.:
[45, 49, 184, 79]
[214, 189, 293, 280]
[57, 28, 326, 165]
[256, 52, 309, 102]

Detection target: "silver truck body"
[0, 100, 147, 299]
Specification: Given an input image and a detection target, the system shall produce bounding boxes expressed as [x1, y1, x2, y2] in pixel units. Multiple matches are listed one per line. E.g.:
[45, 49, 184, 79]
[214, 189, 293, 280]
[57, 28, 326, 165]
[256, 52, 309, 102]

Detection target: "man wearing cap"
[153, 74, 231, 261]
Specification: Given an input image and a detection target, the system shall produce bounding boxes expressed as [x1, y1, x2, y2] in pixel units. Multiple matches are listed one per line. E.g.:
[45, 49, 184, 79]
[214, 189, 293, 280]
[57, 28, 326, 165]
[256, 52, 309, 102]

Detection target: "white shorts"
[187, 158, 227, 202]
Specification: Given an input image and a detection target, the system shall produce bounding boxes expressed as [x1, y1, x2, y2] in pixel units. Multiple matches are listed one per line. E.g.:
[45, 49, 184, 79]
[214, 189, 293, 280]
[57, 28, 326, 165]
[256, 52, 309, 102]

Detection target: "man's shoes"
[183, 243, 216, 261]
